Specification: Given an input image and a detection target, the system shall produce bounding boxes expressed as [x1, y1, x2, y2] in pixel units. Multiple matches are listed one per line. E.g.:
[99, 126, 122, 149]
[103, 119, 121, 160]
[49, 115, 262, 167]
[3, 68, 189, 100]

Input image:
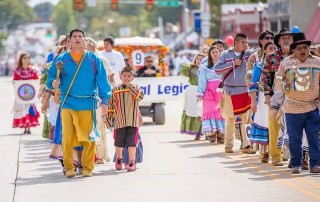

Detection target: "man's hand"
[251, 103, 257, 113]
[41, 101, 50, 114]
[283, 82, 291, 91]
[52, 80, 60, 89]
[100, 104, 108, 116]
[234, 59, 242, 66]
[270, 109, 278, 120]
[144, 69, 156, 75]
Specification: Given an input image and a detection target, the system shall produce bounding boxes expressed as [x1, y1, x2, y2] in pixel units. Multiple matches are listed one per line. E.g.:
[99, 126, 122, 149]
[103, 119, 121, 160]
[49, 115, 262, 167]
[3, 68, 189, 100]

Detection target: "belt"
[61, 93, 96, 99]
[224, 84, 246, 87]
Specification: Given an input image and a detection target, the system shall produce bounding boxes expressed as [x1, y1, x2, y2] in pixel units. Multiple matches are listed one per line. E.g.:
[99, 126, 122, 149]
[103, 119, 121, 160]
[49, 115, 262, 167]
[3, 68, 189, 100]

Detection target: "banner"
[13, 80, 39, 104]
[134, 76, 190, 102]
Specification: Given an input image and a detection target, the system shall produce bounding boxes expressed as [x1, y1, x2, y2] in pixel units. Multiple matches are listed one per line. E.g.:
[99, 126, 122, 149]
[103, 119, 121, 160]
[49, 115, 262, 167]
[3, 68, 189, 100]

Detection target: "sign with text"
[132, 50, 144, 66]
[134, 76, 189, 102]
[157, 0, 179, 7]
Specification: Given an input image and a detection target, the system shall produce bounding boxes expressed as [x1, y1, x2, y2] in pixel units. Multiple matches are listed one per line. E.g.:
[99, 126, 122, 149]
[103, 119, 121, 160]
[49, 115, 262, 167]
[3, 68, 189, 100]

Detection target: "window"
[270, 21, 278, 32]
[281, 20, 289, 29]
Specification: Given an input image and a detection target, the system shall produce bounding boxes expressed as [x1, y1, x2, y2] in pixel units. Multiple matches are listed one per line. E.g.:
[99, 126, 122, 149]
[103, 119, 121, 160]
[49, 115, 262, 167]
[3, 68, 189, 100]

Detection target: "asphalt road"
[0, 76, 319, 202]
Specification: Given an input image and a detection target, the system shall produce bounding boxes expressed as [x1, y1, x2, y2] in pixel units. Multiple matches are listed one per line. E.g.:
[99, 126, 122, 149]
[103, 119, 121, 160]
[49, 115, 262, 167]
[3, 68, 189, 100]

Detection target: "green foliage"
[0, 0, 35, 30]
[0, 32, 8, 52]
[34, 2, 54, 22]
[51, 0, 77, 36]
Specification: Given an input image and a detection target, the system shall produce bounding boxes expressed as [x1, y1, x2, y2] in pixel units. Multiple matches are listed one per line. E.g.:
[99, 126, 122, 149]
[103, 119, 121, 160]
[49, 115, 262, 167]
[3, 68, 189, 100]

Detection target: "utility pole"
[182, 0, 189, 34]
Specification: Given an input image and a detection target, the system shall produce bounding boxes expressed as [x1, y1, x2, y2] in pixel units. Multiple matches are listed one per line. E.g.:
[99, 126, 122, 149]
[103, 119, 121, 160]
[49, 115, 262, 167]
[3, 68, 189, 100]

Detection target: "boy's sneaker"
[124, 163, 129, 170]
[127, 161, 136, 172]
[115, 158, 123, 170]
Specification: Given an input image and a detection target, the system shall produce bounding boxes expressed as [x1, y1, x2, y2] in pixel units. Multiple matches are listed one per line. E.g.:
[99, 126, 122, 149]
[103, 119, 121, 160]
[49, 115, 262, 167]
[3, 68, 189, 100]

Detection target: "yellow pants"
[61, 109, 96, 172]
[219, 92, 250, 148]
[268, 109, 282, 163]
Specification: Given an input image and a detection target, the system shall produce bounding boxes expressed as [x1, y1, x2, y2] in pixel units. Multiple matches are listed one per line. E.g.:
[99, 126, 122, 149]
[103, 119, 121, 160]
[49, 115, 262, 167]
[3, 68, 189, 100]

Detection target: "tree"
[51, 0, 77, 36]
[0, 33, 8, 53]
[34, 2, 54, 22]
[207, 0, 267, 38]
[0, 0, 35, 30]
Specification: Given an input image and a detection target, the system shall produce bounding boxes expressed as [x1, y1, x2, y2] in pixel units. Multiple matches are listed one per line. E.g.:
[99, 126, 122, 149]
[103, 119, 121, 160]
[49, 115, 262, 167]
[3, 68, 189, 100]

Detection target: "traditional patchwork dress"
[249, 57, 269, 153]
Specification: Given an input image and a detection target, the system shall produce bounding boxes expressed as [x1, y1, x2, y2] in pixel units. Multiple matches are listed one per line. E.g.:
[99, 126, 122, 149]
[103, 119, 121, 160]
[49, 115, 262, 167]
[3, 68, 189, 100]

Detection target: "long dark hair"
[207, 46, 219, 68]
[258, 30, 274, 48]
[17, 52, 30, 69]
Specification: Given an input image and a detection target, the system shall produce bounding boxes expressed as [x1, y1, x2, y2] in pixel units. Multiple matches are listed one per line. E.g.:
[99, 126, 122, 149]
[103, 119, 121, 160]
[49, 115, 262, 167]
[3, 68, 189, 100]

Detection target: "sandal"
[194, 135, 201, 140]
[216, 132, 224, 144]
[208, 132, 217, 143]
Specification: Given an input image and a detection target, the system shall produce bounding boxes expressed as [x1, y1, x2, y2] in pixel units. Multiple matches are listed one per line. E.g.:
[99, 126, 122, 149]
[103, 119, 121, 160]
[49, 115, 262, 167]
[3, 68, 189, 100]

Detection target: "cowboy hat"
[290, 32, 311, 49]
[274, 28, 293, 48]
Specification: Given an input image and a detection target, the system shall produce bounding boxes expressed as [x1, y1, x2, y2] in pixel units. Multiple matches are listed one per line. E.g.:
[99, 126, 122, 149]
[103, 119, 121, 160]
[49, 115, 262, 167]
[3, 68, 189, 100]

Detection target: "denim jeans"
[285, 108, 320, 168]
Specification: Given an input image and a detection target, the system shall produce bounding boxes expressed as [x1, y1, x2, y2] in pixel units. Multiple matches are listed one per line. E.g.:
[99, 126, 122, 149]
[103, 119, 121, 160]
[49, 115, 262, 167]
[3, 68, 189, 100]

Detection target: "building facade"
[221, 3, 268, 43]
[267, 0, 319, 33]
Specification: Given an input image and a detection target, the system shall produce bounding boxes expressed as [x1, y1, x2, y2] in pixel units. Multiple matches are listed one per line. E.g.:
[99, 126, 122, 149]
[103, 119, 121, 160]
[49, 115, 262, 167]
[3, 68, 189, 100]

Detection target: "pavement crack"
[12, 133, 22, 202]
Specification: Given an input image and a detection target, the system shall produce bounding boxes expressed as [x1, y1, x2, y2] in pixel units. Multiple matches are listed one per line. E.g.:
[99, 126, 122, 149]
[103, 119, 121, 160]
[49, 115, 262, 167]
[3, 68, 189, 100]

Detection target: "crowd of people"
[12, 28, 147, 177]
[180, 29, 320, 174]
[10, 27, 320, 177]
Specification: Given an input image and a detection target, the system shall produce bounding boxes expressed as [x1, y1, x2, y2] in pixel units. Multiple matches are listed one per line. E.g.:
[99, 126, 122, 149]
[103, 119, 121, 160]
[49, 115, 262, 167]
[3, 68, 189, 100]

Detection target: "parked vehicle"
[113, 37, 171, 125]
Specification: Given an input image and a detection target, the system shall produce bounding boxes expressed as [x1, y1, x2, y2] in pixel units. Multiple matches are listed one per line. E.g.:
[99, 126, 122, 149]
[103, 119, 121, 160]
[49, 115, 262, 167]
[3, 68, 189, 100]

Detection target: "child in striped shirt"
[106, 67, 144, 172]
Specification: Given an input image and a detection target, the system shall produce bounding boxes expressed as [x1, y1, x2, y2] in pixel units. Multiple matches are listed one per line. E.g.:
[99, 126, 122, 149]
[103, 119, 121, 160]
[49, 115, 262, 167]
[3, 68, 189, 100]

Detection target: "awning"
[306, 3, 320, 43]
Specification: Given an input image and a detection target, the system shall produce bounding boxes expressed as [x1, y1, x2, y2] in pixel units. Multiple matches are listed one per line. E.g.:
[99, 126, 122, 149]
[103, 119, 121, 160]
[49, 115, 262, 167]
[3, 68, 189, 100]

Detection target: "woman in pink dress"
[197, 46, 224, 143]
[12, 52, 40, 134]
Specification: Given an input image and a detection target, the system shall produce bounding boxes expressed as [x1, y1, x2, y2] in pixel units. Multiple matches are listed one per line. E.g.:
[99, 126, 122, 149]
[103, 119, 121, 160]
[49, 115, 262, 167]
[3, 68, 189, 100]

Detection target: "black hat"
[290, 32, 311, 50]
[274, 28, 293, 48]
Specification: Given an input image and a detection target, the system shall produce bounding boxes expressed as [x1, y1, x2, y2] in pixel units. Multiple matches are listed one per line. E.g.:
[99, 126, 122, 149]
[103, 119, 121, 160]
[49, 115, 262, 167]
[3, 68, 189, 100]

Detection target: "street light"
[257, 1, 264, 33]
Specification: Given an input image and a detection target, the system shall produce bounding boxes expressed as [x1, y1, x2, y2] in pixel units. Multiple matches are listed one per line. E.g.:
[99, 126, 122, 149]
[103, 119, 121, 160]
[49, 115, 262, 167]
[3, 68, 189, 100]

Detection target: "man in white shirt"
[100, 36, 125, 84]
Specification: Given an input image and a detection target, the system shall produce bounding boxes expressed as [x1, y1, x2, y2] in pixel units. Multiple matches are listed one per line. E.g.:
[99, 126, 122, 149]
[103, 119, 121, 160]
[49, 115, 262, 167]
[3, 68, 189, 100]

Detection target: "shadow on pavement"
[0, 133, 22, 137]
[16, 172, 84, 186]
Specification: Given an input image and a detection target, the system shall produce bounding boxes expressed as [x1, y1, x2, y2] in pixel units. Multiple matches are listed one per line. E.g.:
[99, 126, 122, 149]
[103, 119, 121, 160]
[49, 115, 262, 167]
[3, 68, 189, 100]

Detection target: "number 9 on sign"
[132, 50, 144, 66]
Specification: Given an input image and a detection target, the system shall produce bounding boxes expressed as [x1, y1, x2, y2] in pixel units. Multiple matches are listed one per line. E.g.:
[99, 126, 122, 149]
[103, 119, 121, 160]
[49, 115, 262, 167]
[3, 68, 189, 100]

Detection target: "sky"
[27, 0, 61, 7]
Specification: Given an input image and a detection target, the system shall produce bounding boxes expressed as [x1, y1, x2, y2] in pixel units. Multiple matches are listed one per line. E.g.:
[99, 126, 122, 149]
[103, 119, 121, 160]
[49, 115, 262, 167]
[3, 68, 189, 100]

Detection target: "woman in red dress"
[12, 52, 40, 134]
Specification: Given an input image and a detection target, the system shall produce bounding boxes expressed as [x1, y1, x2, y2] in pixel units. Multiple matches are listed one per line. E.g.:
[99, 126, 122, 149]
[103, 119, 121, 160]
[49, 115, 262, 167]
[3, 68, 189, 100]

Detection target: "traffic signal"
[46, 29, 53, 38]
[73, 0, 85, 11]
[145, 0, 154, 12]
[111, 0, 119, 11]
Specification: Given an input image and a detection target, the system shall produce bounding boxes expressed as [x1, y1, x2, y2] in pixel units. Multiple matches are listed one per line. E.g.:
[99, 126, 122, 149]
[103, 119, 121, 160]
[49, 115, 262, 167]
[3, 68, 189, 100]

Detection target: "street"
[0, 76, 320, 202]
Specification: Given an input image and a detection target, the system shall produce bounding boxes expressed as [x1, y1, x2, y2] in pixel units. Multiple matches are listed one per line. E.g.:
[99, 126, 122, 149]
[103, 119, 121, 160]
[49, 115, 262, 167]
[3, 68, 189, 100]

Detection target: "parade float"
[107, 37, 188, 125]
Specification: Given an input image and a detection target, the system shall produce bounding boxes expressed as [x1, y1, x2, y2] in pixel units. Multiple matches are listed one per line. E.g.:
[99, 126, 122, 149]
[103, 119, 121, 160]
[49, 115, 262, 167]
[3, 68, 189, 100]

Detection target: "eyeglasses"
[146, 60, 153, 63]
[264, 36, 274, 40]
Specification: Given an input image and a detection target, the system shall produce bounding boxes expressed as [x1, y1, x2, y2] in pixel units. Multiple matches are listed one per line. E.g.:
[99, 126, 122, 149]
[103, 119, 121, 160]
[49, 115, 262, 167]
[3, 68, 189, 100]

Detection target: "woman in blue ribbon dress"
[249, 41, 277, 163]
